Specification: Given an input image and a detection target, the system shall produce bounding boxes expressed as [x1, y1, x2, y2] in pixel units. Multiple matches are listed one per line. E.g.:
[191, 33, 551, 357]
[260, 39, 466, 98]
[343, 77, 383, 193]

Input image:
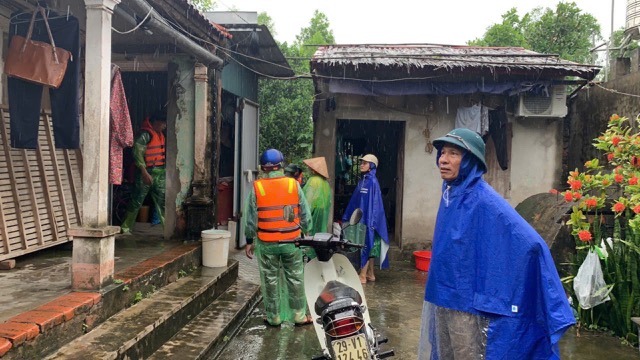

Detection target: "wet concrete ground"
[0, 223, 176, 323]
[216, 253, 640, 359]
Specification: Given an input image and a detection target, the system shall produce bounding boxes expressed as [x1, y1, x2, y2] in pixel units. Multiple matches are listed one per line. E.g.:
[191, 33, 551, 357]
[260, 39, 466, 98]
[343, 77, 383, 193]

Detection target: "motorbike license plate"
[331, 334, 370, 360]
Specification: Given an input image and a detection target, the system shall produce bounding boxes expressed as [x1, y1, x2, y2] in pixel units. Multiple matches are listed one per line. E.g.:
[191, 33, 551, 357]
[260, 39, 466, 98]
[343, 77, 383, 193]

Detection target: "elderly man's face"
[438, 144, 464, 181]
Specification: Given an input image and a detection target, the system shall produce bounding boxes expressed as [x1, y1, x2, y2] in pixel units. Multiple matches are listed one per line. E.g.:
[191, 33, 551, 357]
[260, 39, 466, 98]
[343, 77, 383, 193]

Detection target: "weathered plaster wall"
[568, 67, 640, 175]
[510, 118, 563, 206]
[166, 56, 196, 238]
[314, 89, 564, 249]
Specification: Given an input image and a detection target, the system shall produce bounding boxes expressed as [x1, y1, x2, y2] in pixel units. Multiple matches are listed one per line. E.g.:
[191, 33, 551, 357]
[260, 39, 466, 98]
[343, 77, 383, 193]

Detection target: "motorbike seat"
[314, 280, 363, 315]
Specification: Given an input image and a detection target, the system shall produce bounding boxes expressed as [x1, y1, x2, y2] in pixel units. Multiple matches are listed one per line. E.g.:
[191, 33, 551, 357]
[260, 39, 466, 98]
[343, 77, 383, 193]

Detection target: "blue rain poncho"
[420, 151, 575, 359]
[342, 167, 390, 269]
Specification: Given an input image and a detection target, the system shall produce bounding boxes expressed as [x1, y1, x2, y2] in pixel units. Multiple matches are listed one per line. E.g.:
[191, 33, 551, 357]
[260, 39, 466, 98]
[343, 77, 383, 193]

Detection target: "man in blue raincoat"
[342, 154, 390, 284]
[418, 128, 575, 360]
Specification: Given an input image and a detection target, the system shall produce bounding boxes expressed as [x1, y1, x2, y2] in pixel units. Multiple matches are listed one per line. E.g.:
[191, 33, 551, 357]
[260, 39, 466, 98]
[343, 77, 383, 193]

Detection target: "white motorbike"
[282, 207, 394, 360]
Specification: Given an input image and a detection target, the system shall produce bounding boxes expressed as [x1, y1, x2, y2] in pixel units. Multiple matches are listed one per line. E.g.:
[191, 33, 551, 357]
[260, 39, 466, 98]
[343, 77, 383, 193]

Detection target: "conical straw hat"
[303, 157, 329, 179]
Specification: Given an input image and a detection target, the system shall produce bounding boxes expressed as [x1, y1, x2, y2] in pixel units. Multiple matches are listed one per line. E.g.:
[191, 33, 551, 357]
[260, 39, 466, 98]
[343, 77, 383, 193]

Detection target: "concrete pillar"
[185, 64, 213, 239]
[70, 0, 120, 290]
[193, 64, 208, 184]
[614, 58, 631, 80]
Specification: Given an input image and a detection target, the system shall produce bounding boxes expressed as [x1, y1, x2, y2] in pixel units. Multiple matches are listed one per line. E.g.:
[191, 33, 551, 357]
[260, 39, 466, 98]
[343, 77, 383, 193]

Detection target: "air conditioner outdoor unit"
[516, 86, 567, 118]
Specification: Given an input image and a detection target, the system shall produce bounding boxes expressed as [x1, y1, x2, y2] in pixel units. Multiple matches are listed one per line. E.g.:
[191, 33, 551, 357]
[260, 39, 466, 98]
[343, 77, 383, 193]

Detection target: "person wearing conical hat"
[302, 157, 332, 260]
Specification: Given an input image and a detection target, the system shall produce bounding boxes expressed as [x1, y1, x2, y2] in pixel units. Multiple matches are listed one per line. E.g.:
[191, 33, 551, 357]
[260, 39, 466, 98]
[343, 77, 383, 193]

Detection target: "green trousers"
[120, 166, 165, 233]
[255, 241, 307, 325]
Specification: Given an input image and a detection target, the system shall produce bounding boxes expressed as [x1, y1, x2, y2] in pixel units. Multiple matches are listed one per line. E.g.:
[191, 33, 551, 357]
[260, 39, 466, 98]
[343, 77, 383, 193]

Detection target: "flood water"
[214, 259, 640, 359]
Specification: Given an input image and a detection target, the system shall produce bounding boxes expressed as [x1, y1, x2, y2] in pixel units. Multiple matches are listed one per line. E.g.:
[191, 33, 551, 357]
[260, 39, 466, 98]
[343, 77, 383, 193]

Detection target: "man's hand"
[245, 244, 254, 259]
[142, 170, 153, 185]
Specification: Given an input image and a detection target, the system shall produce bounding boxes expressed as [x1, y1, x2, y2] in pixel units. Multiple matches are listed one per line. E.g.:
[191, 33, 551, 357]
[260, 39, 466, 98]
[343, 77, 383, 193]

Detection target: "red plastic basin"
[413, 250, 432, 272]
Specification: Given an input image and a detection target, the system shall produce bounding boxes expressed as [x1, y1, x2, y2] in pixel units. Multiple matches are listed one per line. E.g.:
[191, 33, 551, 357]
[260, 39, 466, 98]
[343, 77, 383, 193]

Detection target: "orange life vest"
[143, 129, 165, 167]
[254, 177, 301, 242]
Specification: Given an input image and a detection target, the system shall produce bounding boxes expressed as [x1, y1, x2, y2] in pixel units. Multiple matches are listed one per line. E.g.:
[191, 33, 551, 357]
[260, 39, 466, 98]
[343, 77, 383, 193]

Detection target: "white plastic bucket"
[201, 229, 230, 267]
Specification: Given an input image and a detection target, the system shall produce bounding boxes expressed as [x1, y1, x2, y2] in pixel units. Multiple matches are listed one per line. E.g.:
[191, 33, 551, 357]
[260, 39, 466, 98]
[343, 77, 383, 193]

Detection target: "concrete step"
[44, 261, 239, 360]
[148, 279, 260, 360]
[1, 242, 203, 360]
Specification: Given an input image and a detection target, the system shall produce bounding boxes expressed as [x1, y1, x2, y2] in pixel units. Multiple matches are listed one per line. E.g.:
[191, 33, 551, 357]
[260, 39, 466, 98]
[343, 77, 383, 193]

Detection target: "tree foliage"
[469, 2, 601, 64]
[610, 27, 640, 59]
[189, 0, 216, 11]
[258, 10, 335, 166]
[257, 12, 276, 38]
[468, 8, 528, 48]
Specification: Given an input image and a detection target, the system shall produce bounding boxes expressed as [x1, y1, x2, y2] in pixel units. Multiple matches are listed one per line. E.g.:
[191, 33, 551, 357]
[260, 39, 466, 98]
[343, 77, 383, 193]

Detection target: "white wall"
[509, 118, 563, 207]
[314, 90, 563, 248]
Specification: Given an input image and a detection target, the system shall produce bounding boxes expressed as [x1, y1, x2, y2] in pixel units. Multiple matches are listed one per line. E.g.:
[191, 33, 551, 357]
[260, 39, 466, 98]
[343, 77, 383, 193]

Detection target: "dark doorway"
[111, 72, 168, 226]
[213, 90, 238, 228]
[334, 120, 405, 245]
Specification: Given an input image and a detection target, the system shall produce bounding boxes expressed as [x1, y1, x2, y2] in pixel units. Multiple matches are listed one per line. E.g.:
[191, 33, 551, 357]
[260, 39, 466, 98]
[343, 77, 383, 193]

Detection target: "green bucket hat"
[433, 128, 487, 170]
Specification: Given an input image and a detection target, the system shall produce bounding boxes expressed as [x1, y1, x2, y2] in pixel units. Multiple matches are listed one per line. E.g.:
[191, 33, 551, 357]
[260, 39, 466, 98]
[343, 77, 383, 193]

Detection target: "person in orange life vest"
[120, 112, 167, 234]
[243, 149, 313, 326]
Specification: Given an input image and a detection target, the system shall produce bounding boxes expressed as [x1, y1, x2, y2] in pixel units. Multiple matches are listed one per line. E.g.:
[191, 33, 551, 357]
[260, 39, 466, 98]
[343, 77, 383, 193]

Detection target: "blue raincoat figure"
[418, 128, 575, 360]
[342, 154, 390, 284]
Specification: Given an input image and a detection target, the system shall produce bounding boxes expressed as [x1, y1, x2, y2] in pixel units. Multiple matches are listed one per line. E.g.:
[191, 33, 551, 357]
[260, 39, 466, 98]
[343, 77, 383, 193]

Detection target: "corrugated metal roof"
[312, 45, 600, 79]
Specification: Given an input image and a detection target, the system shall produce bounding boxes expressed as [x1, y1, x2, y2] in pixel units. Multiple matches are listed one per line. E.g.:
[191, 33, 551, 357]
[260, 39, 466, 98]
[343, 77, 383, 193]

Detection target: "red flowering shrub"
[577, 230, 592, 242]
[569, 180, 582, 190]
[584, 198, 598, 209]
[564, 191, 573, 202]
[612, 136, 621, 146]
[565, 114, 640, 345]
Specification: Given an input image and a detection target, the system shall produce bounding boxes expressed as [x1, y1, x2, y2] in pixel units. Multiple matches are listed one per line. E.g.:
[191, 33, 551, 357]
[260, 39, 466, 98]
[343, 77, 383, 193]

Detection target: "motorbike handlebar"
[280, 234, 363, 251]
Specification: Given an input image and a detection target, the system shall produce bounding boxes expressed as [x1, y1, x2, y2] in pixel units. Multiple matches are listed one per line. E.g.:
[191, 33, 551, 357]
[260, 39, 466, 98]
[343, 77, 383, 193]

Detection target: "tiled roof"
[151, 0, 232, 39]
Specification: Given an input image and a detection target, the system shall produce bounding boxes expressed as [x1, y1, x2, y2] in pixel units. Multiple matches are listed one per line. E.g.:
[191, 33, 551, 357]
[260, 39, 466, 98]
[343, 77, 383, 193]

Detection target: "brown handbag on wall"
[4, 6, 72, 89]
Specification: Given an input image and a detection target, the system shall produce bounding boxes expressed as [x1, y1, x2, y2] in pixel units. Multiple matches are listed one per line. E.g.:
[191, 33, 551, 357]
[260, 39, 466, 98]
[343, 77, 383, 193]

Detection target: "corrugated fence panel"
[0, 108, 82, 260]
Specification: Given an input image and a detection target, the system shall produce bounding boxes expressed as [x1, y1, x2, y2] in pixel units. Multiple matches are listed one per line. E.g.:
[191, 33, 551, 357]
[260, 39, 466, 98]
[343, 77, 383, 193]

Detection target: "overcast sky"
[215, 0, 624, 47]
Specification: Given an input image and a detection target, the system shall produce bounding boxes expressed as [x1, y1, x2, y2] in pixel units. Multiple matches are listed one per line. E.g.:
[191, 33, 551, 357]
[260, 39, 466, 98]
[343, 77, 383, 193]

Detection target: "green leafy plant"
[133, 291, 143, 304]
[114, 279, 124, 284]
[563, 114, 640, 346]
[122, 285, 129, 292]
[145, 286, 157, 299]
[178, 270, 187, 278]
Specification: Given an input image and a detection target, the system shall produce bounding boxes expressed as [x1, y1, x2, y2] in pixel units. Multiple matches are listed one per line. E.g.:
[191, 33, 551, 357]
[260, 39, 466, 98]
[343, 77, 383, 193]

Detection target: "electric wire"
[112, 8, 153, 35]
[592, 82, 640, 99]
[110, 5, 598, 84]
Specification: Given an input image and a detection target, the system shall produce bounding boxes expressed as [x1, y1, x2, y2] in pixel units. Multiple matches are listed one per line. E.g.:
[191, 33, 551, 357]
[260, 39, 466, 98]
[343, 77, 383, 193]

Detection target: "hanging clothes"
[8, 10, 80, 149]
[109, 65, 133, 185]
[455, 104, 482, 135]
[488, 106, 509, 170]
[480, 105, 490, 136]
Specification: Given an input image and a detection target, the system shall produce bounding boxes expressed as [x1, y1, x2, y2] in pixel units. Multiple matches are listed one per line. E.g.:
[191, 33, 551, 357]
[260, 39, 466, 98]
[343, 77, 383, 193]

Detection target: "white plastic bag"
[573, 251, 611, 309]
